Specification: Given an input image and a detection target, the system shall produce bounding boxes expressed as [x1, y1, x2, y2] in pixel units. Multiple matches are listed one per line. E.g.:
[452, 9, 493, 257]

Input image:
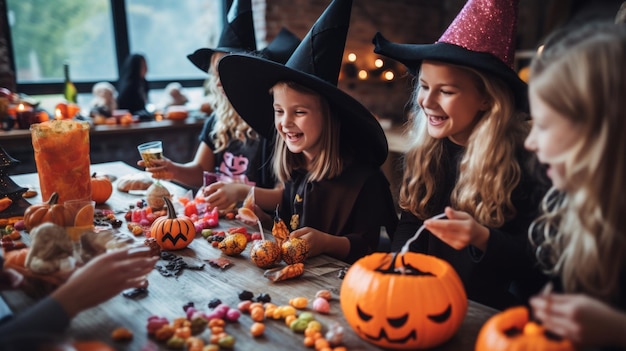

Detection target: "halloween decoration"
[340, 213, 467, 349]
[271, 205, 289, 249]
[250, 239, 280, 268]
[150, 196, 195, 250]
[25, 223, 75, 274]
[475, 306, 574, 351]
[281, 237, 309, 265]
[90, 173, 113, 204]
[218, 232, 248, 256]
[264, 263, 304, 282]
[23, 192, 72, 231]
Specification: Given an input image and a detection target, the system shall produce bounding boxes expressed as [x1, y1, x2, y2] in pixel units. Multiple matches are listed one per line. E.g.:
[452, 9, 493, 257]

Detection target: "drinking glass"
[137, 141, 169, 179]
[30, 120, 91, 204]
[64, 199, 95, 262]
[137, 141, 163, 167]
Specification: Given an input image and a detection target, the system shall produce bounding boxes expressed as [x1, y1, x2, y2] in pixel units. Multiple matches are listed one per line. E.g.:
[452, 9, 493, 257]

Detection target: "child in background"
[89, 81, 117, 118]
[373, 0, 549, 309]
[139, 0, 299, 198]
[162, 82, 189, 108]
[525, 23, 626, 349]
[217, 0, 397, 263]
[116, 53, 152, 120]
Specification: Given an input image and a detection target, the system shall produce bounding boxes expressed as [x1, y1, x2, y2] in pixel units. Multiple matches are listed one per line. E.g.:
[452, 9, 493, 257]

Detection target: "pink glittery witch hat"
[373, 0, 527, 110]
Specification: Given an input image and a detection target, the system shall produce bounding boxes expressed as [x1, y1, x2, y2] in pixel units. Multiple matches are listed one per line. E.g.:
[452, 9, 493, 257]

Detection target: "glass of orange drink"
[30, 120, 92, 204]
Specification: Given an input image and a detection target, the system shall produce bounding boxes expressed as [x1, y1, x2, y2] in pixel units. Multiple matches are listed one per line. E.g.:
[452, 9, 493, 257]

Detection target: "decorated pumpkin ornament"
[149, 196, 195, 250]
[340, 213, 467, 349]
[475, 306, 574, 351]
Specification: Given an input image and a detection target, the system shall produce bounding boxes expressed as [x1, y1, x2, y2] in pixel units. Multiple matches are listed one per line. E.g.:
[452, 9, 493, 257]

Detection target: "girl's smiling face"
[525, 88, 582, 190]
[417, 60, 489, 145]
[273, 84, 324, 163]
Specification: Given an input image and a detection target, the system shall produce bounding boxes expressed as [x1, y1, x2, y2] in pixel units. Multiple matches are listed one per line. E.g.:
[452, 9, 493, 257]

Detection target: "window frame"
[9, 0, 227, 96]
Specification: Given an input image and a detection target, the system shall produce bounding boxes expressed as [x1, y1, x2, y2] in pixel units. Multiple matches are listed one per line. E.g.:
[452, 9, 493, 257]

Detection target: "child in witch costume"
[373, 0, 549, 309]
[217, 0, 398, 264]
[525, 23, 626, 349]
[139, 0, 300, 198]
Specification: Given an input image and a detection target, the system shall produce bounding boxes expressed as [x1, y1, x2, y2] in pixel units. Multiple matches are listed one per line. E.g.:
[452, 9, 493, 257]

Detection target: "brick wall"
[260, 0, 547, 124]
[262, 0, 452, 123]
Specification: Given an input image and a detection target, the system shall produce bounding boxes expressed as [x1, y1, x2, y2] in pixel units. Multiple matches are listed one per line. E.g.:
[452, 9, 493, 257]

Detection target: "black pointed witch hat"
[187, 0, 257, 73]
[218, 0, 388, 167]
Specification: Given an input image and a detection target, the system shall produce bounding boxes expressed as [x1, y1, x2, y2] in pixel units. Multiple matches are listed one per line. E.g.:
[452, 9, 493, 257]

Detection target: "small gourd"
[149, 196, 195, 250]
[218, 232, 248, 256]
[91, 172, 113, 204]
[250, 239, 280, 268]
[281, 237, 309, 265]
[23, 192, 72, 231]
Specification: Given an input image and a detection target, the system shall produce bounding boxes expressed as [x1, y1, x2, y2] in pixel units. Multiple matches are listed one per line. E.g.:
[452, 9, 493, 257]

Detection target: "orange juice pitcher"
[30, 120, 92, 204]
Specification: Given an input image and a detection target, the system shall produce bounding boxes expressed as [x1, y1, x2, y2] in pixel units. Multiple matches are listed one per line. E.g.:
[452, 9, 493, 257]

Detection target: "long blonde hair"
[206, 53, 257, 152]
[529, 23, 626, 302]
[271, 82, 343, 183]
[399, 64, 528, 228]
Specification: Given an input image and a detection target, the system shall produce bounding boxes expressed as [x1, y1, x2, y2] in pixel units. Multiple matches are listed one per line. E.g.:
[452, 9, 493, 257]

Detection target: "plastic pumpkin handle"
[400, 212, 447, 255]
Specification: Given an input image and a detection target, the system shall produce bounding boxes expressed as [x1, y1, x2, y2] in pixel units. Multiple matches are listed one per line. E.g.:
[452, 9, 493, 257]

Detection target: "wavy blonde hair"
[528, 23, 626, 302]
[399, 64, 528, 228]
[271, 82, 342, 183]
[206, 53, 257, 152]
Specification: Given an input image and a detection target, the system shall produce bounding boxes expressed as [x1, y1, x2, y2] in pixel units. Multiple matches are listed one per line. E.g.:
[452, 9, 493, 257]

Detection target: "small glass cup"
[64, 199, 95, 262]
[137, 141, 163, 167]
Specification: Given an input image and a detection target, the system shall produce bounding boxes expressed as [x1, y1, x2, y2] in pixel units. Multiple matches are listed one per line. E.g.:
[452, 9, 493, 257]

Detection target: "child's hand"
[205, 182, 248, 210]
[423, 206, 489, 251]
[530, 292, 626, 347]
[289, 227, 328, 258]
[137, 157, 173, 180]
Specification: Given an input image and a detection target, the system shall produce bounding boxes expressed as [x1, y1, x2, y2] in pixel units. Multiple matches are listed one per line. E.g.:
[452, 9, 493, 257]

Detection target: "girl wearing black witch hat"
[374, 0, 550, 309]
[217, 0, 398, 263]
[138, 0, 299, 199]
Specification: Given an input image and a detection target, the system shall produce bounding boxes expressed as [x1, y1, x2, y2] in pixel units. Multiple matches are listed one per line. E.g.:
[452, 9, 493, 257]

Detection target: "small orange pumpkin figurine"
[90, 173, 113, 204]
[340, 252, 467, 349]
[475, 306, 575, 351]
[149, 196, 195, 250]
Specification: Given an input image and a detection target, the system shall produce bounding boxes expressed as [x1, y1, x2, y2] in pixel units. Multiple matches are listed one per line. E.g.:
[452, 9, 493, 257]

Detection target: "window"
[6, 0, 222, 96]
[126, 0, 222, 81]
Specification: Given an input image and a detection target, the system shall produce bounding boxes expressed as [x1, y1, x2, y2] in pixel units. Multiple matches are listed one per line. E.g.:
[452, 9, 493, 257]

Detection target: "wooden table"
[1, 161, 497, 350]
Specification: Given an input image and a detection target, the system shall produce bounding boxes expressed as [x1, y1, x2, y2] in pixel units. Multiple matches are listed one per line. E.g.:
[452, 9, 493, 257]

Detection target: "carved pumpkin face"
[475, 306, 574, 351]
[150, 197, 195, 250]
[340, 252, 467, 349]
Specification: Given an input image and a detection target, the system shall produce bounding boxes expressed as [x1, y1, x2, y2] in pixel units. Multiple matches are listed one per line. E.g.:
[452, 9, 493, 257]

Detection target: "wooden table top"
[2, 161, 497, 350]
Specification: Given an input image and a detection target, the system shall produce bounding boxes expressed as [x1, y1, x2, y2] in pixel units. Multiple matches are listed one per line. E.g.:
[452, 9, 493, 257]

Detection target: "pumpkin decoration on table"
[250, 238, 281, 268]
[23, 192, 72, 231]
[281, 237, 309, 265]
[149, 196, 195, 250]
[340, 213, 467, 350]
[218, 232, 248, 256]
[90, 172, 113, 204]
[475, 306, 575, 351]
